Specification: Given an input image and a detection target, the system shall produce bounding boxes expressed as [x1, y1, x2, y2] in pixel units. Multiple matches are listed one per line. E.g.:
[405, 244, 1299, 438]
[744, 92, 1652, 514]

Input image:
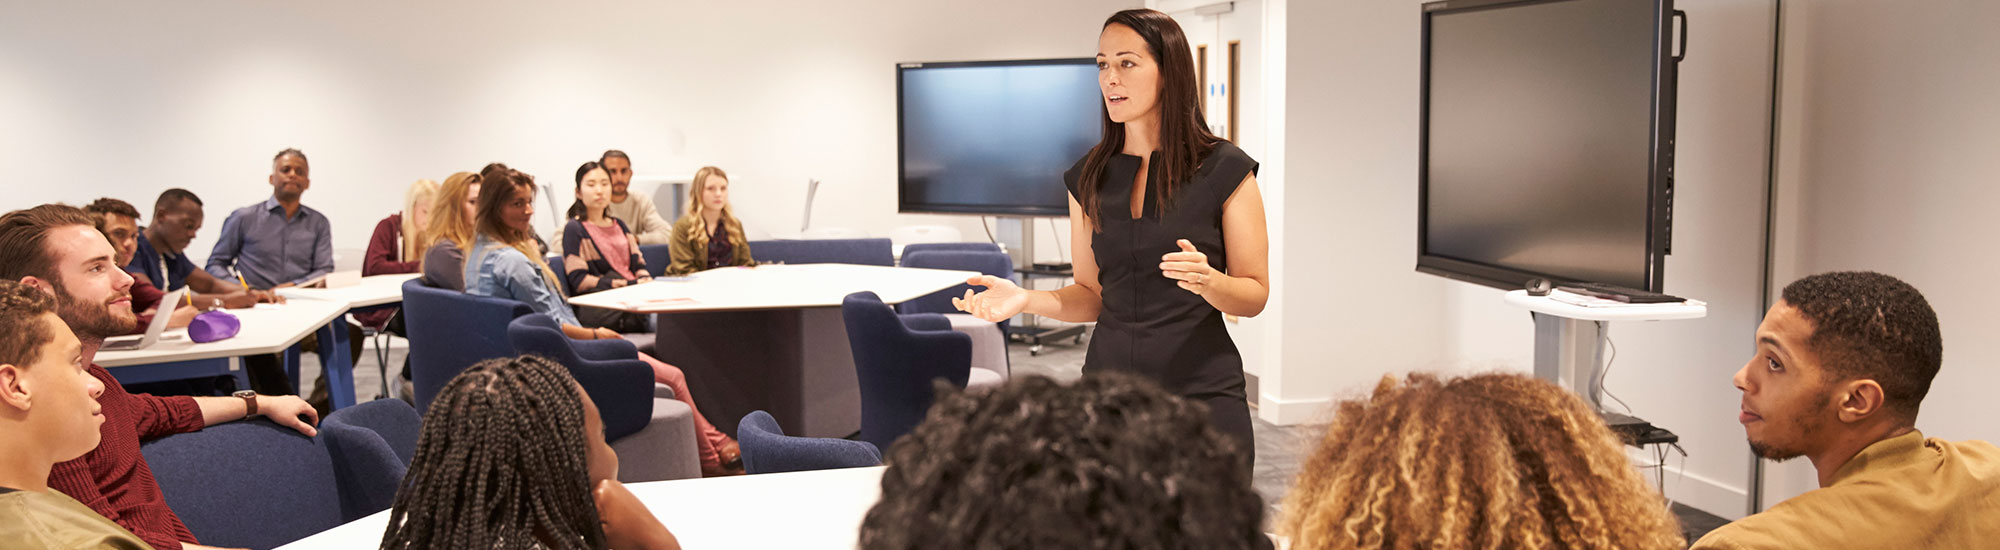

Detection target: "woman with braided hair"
[381, 355, 679, 550]
[1279, 372, 1686, 550]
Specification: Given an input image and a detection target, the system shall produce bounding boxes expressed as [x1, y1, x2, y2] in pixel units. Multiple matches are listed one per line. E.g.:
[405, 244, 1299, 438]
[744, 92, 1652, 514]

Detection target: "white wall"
[1269, 0, 1780, 519]
[1762, 0, 2000, 506]
[0, 0, 1138, 264]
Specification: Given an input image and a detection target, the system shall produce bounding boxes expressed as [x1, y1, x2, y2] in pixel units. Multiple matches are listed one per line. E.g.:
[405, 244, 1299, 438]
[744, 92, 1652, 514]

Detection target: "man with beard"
[204, 149, 360, 413]
[0, 204, 319, 550]
[1694, 271, 2000, 549]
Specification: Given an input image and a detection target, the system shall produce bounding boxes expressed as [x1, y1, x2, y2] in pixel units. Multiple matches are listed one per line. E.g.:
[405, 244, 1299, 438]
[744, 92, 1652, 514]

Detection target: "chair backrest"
[507, 313, 655, 441]
[898, 249, 1016, 316]
[141, 419, 344, 549]
[400, 279, 532, 414]
[749, 238, 894, 267]
[640, 243, 673, 277]
[901, 241, 1002, 256]
[842, 291, 972, 451]
[737, 410, 882, 475]
[321, 398, 421, 522]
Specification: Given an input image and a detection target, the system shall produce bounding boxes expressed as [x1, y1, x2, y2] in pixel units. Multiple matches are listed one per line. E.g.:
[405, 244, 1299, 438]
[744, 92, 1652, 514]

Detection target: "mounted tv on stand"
[1416, 0, 1684, 294]
[896, 58, 1100, 217]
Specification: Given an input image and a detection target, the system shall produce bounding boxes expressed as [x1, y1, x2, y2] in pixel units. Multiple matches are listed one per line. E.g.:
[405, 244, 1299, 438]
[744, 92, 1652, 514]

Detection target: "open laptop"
[101, 288, 187, 351]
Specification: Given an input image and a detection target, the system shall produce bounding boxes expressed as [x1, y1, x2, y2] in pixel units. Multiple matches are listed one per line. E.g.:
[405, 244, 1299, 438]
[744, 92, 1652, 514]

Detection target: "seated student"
[1692, 271, 2000, 549]
[562, 161, 653, 333]
[381, 355, 679, 550]
[0, 204, 320, 550]
[360, 178, 438, 399]
[125, 188, 271, 309]
[665, 166, 756, 276]
[859, 373, 1269, 550]
[0, 280, 151, 549]
[418, 171, 480, 291]
[555, 150, 675, 247]
[465, 166, 741, 476]
[86, 198, 197, 334]
[1279, 372, 1685, 550]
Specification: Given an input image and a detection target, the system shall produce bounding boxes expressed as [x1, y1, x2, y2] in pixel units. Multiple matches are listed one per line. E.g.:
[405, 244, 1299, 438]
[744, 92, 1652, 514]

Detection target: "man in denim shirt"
[207, 149, 358, 413]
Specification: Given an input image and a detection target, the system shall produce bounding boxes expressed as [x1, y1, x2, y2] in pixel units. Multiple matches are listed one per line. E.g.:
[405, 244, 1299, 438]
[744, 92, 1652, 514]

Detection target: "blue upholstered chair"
[400, 279, 531, 414]
[141, 419, 344, 549]
[508, 313, 702, 482]
[737, 410, 881, 475]
[320, 398, 420, 522]
[640, 243, 674, 277]
[842, 291, 973, 452]
[899, 249, 1015, 385]
[749, 238, 894, 266]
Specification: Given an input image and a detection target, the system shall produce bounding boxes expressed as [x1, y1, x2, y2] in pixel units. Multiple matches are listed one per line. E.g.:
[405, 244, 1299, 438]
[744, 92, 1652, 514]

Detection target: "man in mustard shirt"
[1695, 271, 2000, 549]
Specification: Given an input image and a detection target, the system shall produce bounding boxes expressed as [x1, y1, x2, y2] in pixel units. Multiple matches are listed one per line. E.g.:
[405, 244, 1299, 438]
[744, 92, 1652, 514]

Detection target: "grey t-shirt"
[421, 239, 467, 291]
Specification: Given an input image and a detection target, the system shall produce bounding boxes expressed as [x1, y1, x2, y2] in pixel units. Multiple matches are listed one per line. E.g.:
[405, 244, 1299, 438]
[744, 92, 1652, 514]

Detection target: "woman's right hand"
[953, 275, 1030, 322]
[593, 479, 681, 550]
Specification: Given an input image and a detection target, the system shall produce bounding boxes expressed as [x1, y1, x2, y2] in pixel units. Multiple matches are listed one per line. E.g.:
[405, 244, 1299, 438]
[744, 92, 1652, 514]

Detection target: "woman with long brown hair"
[1280, 372, 1686, 550]
[664, 166, 755, 276]
[953, 8, 1270, 463]
[417, 171, 481, 291]
[464, 164, 742, 476]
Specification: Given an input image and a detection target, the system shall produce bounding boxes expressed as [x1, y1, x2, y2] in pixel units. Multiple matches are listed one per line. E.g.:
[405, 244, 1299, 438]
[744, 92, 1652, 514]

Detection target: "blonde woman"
[1280, 372, 1686, 550]
[358, 179, 438, 328]
[417, 172, 481, 291]
[665, 166, 755, 276]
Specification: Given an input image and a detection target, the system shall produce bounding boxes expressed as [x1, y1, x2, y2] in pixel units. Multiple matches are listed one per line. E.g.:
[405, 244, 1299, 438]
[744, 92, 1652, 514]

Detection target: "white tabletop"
[275, 273, 423, 308]
[279, 466, 886, 550]
[1502, 289, 1708, 322]
[568, 264, 979, 313]
[96, 300, 350, 367]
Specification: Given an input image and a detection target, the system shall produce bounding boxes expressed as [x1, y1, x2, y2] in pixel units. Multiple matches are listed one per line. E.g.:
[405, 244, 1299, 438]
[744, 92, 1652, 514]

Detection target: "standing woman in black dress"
[955, 8, 1270, 463]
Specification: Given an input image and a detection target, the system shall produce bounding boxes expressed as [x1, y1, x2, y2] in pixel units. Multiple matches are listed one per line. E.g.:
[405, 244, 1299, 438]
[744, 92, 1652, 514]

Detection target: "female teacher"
[956, 8, 1270, 463]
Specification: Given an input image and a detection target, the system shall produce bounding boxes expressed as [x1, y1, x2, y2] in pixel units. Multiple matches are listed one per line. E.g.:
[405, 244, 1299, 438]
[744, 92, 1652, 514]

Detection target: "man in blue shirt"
[211, 150, 359, 414]
[206, 150, 335, 289]
[127, 188, 272, 309]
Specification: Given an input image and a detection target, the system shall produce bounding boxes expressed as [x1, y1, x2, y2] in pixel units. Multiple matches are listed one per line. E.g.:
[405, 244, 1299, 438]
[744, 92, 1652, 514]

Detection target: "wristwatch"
[233, 390, 258, 416]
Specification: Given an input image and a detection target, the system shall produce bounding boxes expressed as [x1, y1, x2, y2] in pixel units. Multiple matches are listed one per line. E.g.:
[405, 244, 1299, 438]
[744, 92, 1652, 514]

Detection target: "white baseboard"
[1256, 393, 1332, 425]
[1628, 448, 1751, 521]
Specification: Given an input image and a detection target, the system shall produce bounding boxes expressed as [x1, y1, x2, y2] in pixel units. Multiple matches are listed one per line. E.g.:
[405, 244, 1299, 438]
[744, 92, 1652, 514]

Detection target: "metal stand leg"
[1531, 312, 1608, 410]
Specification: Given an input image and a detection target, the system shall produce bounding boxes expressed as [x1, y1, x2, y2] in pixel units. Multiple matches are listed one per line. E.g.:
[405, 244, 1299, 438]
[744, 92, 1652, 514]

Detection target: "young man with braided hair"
[859, 373, 1271, 550]
[0, 279, 151, 548]
[1278, 372, 1686, 550]
[1693, 271, 2000, 549]
[0, 204, 320, 550]
[382, 355, 677, 550]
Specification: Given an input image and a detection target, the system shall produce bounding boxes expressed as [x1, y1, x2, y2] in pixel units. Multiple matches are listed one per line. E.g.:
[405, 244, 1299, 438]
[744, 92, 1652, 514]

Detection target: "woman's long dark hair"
[565, 161, 607, 221]
[1075, 8, 1222, 231]
[380, 356, 605, 549]
[474, 163, 565, 295]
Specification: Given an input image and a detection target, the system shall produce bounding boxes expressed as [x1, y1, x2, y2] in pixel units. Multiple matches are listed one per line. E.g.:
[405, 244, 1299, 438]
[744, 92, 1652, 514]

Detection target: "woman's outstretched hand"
[953, 275, 1030, 322]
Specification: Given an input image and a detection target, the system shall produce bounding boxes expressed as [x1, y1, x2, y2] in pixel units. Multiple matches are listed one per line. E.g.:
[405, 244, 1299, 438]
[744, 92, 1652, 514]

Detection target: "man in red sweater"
[0, 204, 320, 550]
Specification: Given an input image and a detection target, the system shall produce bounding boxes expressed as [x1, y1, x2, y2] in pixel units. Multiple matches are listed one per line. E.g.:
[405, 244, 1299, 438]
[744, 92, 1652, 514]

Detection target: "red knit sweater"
[48, 364, 205, 550]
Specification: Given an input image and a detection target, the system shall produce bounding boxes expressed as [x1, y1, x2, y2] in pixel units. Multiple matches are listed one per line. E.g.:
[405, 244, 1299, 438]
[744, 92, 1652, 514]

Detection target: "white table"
[570, 264, 977, 437]
[98, 300, 354, 405]
[278, 466, 887, 550]
[278, 273, 424, 402]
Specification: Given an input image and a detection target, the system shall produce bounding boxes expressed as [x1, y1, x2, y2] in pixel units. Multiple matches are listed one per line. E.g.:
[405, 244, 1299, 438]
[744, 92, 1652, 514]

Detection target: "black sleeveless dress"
[1063, 141, 1261, 458]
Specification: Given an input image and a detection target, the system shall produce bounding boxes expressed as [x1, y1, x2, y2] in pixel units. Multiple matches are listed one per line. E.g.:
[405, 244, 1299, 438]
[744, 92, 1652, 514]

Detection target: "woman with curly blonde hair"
[664, 166, 755, 276]
[1280, 372, 1686, 550]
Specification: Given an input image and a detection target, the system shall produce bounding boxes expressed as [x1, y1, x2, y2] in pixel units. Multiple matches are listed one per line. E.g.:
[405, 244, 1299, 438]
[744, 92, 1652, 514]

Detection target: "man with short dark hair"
[127, 188, 270, 310]
[204, 150, 359, 408]
[0, 279, 151, 549]
[0, 203, 320, 550]
[1693, 271, 2000, 549]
